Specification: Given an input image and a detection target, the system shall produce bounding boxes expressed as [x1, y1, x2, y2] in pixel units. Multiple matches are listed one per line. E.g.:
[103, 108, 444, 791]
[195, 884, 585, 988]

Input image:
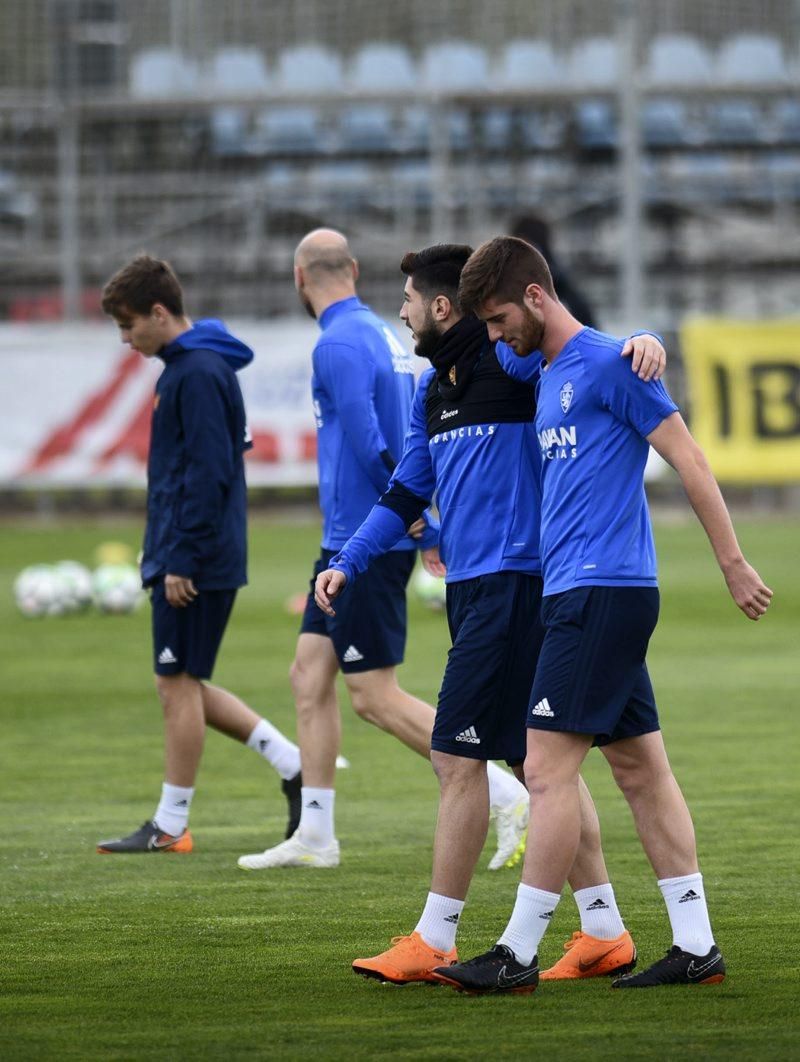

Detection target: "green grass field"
[1, 515, 798, 1060]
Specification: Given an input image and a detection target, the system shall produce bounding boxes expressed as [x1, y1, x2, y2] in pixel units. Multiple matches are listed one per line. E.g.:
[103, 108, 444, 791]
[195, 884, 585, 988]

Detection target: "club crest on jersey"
[560, 381, 574, 413]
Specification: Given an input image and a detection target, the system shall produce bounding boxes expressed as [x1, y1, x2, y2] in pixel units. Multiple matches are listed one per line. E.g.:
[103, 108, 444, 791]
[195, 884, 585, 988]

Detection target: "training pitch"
[1, 516, 798, 1060]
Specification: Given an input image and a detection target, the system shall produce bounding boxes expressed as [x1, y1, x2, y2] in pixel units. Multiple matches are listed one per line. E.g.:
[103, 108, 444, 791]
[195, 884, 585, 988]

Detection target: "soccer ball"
[411, 565, 447, 611]
[54, 560, 93, 612]
[13, 564, 66, 617]
[92, 563, 143, 614]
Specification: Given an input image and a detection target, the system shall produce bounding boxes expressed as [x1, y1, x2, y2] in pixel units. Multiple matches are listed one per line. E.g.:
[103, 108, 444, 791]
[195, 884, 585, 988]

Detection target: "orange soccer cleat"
[352, 932, 458, 985]
[539, 930, 637, 980]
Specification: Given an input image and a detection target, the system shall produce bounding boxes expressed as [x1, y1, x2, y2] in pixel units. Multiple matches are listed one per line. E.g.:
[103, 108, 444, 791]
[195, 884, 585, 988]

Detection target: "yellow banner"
[681, 318, 800, 484]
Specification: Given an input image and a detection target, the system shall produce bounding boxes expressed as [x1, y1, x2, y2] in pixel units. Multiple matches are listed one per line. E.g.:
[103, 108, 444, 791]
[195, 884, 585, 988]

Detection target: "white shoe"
[237, 833, 340, 870]
[487, 797, 529, 870]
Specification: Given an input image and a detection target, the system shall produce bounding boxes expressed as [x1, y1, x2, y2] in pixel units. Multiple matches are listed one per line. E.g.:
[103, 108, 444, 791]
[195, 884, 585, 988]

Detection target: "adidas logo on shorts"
[531, 697, 555, 718]
[342, 645, 364, 663]
[455, 726, 481, 744]
[158, 646, 178, 665]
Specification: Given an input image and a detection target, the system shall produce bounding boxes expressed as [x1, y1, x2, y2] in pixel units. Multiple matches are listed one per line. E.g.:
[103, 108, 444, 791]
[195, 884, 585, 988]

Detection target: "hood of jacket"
[161, 319, 254, 371]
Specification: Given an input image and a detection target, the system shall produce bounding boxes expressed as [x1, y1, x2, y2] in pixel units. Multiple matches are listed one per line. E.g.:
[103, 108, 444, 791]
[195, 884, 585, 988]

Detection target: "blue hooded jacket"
[140, 319, 253, 591]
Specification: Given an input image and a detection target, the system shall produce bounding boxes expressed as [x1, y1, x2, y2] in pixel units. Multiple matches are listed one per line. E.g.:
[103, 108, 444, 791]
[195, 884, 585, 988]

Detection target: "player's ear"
[351, 257, 360, 283]
[433, 294, 451, 321]
[523, 283, 543, 309]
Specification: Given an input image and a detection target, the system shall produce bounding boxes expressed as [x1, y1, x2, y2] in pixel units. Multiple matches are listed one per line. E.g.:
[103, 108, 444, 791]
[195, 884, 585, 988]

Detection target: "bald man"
[238, 230, 530, 869]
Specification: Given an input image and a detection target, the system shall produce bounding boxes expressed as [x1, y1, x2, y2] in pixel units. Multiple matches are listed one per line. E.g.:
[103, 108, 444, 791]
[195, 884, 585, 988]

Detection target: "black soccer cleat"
[281, 772, 302, 839]
[433, 944, 539, 995]
[611, 944, 725, 988]
[96, 819, 193, 854]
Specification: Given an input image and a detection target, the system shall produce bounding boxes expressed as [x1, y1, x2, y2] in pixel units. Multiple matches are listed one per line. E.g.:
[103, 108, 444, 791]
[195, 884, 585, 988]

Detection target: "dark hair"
[510, 213, 553, 261]
[101, 254, 184, 319]
[458, 237, 555, 315]
[400, 244, 474, 308]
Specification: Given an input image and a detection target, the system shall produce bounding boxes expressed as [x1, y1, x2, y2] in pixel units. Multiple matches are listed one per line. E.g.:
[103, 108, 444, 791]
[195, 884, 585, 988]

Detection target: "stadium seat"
[209, 47, 270, 95]
[129, 48, 199, 97]
[567, 37, 619, 87]
[644, 34, 712, 87]
[773, 98, 800, 144]
[337, 105, 395, 153]
[519, 109, 565, 151]
[574, 100, 617, 149]
[209, 107, 251, 156]
[482, 107, 514, 152]
[420, 41, 489, 91]
[642, 98, 695, 148]
[253, 106, 326, 154]
[707, 99, 767, 146]
[274, 45, 343, 94]
[349, 43, 416, 92]
[716, 34, 788, 84]
[495, 39, 563, 89]
[309, 161, 373, 211]
[398, 105, 473, 152]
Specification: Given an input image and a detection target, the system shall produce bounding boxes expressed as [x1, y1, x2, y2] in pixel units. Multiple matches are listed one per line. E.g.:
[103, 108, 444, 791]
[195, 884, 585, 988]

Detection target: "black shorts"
[151, 580, 236, 680]
[528, 586, 660, 746]
[300, 548, 415, 673]
[431, 571, 545, 765]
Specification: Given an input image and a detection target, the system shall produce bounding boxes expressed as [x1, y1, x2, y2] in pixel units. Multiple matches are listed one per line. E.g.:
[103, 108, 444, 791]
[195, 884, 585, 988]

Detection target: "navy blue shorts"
[300, 548, 415, 673]
[151, 580, 236, 680]
[528, 586, 660, 745]
[432, 571, 545, 765]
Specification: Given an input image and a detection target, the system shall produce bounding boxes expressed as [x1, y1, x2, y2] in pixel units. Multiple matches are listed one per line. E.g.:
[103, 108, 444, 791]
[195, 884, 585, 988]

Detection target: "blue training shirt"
[312, 296, 433, 552]
[535, 327, 678, 596]
[331, 347, 542, 585]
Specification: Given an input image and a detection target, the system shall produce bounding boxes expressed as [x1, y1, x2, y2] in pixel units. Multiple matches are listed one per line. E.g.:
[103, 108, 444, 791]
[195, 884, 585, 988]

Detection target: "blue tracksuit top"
[141, 319, 253, 590]
[312, 296, 434, 552]
[330, 345, 542, 585]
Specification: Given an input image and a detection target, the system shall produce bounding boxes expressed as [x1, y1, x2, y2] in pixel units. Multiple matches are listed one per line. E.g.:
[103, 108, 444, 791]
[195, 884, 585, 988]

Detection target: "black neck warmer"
[428, 315, 489, 401]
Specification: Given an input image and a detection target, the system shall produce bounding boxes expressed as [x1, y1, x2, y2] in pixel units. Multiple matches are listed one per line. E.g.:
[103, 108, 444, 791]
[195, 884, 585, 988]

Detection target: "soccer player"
[434, 237, 773, 993]
[313, 244, 667, 984]
[238, 229, 530, 871]
[96, 255, 304, 853]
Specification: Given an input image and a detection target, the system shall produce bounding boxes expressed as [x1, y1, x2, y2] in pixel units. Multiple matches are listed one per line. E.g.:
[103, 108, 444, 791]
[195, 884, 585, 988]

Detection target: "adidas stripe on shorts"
[527, 585, 661, 745]
[300, 548, 415, 674]
[431, 571, 545, 766]
[151, 579, 236, 680]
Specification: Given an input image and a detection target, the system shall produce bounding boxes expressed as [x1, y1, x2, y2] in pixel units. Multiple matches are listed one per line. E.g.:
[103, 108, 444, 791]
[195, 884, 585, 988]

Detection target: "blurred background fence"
[2, 0, 799, 498]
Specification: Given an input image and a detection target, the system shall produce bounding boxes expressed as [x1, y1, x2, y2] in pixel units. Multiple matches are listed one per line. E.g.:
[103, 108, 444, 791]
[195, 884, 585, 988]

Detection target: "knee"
[154, 672, 190, 712]
[610, 759, 653, 801]
[347, 684, 382, 725]
[289, 657, 315, 712]
[430, 751, 482, 790]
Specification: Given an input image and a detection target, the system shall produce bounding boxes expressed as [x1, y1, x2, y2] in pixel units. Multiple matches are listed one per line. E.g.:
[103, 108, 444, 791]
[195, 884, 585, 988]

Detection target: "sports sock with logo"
[297, 786, 335, 849]
[573, 883, 626, 940]
[497, 883, 561, 966]
[487, 762, 527, 811]
[154, 782, 194, 836]
[246, 718, 301, 781]
[658, 872, 715, 954]
[415, 892, 465, 953]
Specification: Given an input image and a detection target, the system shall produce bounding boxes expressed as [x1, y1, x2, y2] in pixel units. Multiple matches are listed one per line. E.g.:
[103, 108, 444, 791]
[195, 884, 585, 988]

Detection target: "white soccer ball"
[411, 565, 447, 611]
[54, 560, 93, 612]
[13, 564, 66, 617]
[92, 563, 143, 614]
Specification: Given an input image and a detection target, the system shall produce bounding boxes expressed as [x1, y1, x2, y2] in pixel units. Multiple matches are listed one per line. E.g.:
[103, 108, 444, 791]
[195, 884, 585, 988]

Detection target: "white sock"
[414, 892, 465, 952]
[658, 872, 715, 954]
[297, 786, 335, 849]
[487, 762, 527, 811]
[246, 718, 301, 781]
[497, 883, 561, 966]
[573, 883, 626, 940]
[154, 782, 194, 836]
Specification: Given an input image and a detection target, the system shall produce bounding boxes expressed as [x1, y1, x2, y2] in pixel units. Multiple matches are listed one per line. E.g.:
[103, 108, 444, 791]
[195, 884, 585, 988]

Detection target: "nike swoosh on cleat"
[148, 835, 181, 850]
[687, 955, 723, 980]
[578, 942, 625, 972]
[497, 964, 538, 988]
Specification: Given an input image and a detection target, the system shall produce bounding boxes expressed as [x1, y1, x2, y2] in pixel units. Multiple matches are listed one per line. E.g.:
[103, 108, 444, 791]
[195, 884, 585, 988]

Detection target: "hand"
[407, 517, 427, 540]
[422, 547, 446, 578]
[314, 568, 347, 616]
[165, 573, 198, 608]
[722, 558, 773, 621]
[622, 334, 666, 382]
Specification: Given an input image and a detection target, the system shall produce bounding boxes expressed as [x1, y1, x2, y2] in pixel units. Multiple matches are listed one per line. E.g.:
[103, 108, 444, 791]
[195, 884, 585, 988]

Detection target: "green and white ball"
[92, 563, 143, 614]
[411, 565, 447, 611]
[54, 560, 93, 612]
[14, 564, 66, 617]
